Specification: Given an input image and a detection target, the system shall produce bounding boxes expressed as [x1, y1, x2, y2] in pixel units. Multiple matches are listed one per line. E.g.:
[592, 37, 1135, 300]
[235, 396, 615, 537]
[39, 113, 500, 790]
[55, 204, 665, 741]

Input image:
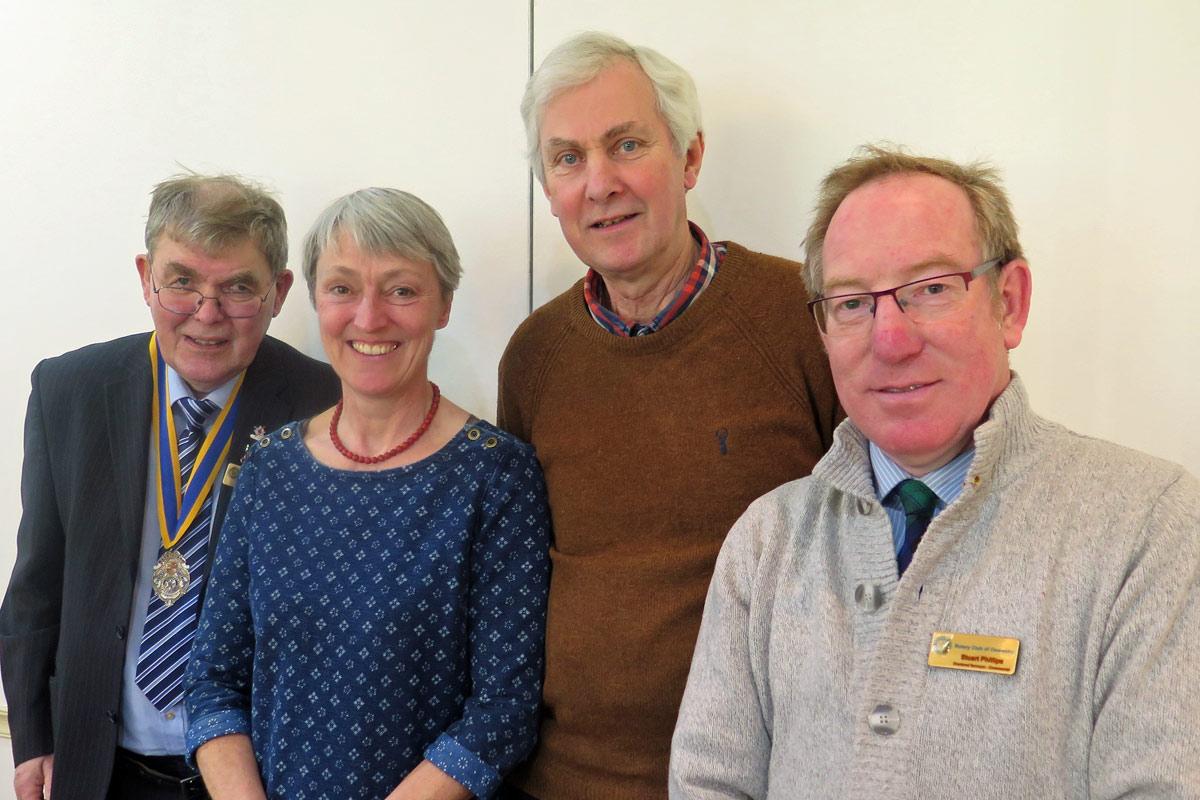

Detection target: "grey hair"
[145, 173, 288, 276]
[302, 188, 462, 300]
[521, 31, 703, 184]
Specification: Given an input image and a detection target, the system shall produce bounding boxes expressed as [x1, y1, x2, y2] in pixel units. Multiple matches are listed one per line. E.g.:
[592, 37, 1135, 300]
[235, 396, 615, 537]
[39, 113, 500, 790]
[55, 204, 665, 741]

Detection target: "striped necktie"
[135, 395, 220, 711]
[893, 478, 938, 576]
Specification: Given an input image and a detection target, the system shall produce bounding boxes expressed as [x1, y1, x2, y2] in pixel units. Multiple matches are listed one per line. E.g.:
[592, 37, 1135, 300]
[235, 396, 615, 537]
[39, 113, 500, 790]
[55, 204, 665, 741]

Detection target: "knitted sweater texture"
[497, 242, 841, 799]
[670, 376, 1200, 799]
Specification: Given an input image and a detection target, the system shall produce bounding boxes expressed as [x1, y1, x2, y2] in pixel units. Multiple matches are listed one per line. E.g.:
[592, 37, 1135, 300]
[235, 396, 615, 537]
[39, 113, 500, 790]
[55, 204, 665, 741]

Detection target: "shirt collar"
[869, 441, 976, 508]
[166, 365, 236, 419]
[583, 221, 725, 337]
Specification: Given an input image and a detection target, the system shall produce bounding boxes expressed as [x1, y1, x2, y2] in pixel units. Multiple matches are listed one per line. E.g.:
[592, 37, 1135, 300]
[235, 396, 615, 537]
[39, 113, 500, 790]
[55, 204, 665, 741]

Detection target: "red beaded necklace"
[329, 382, 441, 465]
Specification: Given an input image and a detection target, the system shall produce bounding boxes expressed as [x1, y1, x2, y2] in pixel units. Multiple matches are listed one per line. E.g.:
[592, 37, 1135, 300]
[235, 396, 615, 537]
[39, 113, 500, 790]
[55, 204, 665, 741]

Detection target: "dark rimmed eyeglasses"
[807, 258, 1003, 337]
[151, 272, 271, 319]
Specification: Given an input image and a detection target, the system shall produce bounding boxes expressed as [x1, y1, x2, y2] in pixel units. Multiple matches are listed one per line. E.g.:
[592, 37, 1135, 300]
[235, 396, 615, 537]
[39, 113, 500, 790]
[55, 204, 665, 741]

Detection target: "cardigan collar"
[814, 372, 1050, 504]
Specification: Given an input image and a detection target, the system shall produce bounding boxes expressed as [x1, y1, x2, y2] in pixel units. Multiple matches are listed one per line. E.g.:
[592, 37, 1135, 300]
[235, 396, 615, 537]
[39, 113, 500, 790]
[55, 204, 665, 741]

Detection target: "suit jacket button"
[115, 625, 127, 640]
[106, 710, 119, 724]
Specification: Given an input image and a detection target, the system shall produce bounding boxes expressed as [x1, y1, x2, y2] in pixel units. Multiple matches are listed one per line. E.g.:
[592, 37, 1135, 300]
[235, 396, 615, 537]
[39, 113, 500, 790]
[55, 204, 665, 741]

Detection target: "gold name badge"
[928, 631, 1020, 675]
[222, 463, 241, 487]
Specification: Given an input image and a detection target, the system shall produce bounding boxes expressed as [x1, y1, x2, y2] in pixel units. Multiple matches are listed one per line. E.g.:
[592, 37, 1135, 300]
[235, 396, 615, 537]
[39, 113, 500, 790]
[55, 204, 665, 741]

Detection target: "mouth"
[350, 341, 399, 356]
[876, 381, 935, 395]
[590, 213, 637, 229]
[183, 335, 229, 349]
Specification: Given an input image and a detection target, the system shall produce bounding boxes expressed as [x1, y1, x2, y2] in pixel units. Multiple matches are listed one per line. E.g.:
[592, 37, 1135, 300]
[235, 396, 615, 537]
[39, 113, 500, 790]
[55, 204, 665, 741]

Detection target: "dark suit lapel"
[105, 339, 153, 584]
[229, 359, 288, 462]
[208, 342, 291, 565]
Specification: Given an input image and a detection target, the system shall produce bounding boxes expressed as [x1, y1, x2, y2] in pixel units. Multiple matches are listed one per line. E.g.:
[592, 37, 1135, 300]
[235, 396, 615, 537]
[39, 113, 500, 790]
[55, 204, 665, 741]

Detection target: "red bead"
[329, 383, 441, 465]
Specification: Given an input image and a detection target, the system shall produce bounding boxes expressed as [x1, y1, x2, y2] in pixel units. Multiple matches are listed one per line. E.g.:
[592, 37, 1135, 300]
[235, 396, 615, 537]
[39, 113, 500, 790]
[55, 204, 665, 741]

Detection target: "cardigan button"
[854, 583, 882, 612]
[868, 704, 899, 735]
[856, 498, 873, 515]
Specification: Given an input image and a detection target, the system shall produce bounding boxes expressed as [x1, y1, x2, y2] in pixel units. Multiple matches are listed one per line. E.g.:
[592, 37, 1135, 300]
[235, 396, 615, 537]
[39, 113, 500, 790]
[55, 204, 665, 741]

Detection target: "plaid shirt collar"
[583, 221, 726, 337]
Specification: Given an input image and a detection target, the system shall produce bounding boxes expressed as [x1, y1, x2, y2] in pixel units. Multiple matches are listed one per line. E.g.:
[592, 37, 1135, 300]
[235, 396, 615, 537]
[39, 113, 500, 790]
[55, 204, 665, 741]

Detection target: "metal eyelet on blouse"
[467, 428, 481, 441]
[483, 437, 498, 449]
[280, 427, 293, 440]
[258, 436, 270, 448]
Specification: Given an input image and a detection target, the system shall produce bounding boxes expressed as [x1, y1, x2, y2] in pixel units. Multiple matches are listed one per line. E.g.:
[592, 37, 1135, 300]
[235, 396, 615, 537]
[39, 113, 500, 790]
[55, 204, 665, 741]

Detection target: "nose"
[353, 292, 388, 330]
[869, 294, 924, 362]
[192, 294, 227, 324]
[584, 155, 622, 203]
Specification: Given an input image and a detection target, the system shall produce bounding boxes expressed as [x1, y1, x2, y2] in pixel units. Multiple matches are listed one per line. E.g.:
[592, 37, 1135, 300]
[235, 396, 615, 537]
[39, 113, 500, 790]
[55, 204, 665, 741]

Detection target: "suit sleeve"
[0, 362, 65, 763]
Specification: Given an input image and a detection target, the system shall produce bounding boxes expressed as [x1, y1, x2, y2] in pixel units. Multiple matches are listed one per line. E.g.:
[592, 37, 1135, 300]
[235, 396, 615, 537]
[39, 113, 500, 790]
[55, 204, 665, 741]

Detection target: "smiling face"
[539, 59, 703, 283]
[136, 236, 291, 395]
[314, 231, 451, 403]
[820, 172, 1031, 475]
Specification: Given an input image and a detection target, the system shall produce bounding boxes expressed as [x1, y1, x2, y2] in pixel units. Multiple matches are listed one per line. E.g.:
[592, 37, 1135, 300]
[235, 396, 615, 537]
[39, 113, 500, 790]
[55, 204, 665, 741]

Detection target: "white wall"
[0, 0, 532, 788]
[533, 0, 1200, 476]
[1, 0, 1197, 791]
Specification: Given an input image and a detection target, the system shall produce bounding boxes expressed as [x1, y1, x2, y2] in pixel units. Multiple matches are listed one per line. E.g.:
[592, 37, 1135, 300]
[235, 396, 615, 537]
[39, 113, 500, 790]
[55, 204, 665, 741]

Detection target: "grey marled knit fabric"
[671, 375, 1200, 799]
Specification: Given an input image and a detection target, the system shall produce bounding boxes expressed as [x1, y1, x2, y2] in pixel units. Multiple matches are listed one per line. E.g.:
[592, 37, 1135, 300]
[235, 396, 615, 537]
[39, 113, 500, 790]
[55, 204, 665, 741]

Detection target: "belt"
[114, 748, 208, 800]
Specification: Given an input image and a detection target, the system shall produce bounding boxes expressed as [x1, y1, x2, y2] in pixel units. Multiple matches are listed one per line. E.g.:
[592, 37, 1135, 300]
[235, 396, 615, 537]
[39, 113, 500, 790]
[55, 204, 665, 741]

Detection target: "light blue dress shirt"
[118, 366, 235, 755]
[869, 442, 975, 561]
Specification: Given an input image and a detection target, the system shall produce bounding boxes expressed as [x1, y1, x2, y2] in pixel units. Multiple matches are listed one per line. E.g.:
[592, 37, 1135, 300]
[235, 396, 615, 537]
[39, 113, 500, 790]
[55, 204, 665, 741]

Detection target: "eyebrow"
[161, 261, 198, 278]
[822, 256, 964, 294]
[601, 122, 638, 140]
[322, 264, 421, 282]
[161, 261, 263, 288]
[543, 121, 642, 153]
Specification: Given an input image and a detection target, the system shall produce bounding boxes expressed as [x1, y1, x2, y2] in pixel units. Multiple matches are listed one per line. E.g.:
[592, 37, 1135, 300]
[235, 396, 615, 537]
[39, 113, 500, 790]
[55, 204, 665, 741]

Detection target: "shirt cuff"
[424, 733, 502, 799]
[184, 709, 252, 764]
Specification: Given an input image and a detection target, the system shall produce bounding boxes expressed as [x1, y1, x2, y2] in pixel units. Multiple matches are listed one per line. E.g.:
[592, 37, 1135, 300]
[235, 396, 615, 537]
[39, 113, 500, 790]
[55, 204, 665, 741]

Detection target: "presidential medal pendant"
[152, 549, 191, 606]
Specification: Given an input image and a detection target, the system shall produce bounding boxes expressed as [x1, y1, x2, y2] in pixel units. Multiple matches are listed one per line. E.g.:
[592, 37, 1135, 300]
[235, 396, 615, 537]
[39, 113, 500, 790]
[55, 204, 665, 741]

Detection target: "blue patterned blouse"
[184, 419, 551, 799]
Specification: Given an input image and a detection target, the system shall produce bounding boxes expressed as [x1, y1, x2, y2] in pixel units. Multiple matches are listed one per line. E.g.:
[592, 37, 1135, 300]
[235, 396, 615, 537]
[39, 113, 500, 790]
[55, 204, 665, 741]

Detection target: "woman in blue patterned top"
[184, 189, 551, 800]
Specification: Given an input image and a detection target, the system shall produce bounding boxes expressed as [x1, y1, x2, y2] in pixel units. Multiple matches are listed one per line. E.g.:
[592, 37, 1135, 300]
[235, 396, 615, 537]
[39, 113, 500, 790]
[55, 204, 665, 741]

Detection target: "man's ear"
[270, 270, 295, 317]
[683, 131, 705, 191]
[135, 254, 153, 306]
[997, 258, 1032, 350]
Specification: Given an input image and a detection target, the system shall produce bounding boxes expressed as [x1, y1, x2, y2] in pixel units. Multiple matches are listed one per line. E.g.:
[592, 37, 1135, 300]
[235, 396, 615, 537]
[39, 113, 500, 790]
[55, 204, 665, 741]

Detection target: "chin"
[866, 422, 956, 465]
[344, 382, 398, 400]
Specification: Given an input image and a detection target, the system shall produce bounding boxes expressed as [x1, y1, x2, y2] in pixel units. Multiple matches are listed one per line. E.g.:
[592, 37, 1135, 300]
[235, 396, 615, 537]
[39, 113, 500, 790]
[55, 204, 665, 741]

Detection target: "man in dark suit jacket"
[0, 175, 340, 800]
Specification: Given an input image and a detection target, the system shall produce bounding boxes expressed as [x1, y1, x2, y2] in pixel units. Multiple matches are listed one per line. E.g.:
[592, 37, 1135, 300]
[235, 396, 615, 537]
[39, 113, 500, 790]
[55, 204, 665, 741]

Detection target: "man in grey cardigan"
[669, 146, 1200, 798]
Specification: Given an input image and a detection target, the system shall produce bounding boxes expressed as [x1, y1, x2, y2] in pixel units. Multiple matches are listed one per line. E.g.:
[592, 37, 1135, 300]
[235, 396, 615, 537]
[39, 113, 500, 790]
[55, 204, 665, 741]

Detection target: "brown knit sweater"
[497, 242, 841, 800]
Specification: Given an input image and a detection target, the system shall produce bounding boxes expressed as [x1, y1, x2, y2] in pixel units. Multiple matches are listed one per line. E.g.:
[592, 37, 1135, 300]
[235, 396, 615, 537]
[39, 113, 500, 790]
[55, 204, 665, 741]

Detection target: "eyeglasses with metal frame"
[807, 258, 1004, 337]
[150, 271, 272, 319]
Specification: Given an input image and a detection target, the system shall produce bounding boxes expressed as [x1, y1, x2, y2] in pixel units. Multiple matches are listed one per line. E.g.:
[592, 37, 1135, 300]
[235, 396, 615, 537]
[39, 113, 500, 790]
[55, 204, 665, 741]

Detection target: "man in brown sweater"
[497, 32, 840, 800]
